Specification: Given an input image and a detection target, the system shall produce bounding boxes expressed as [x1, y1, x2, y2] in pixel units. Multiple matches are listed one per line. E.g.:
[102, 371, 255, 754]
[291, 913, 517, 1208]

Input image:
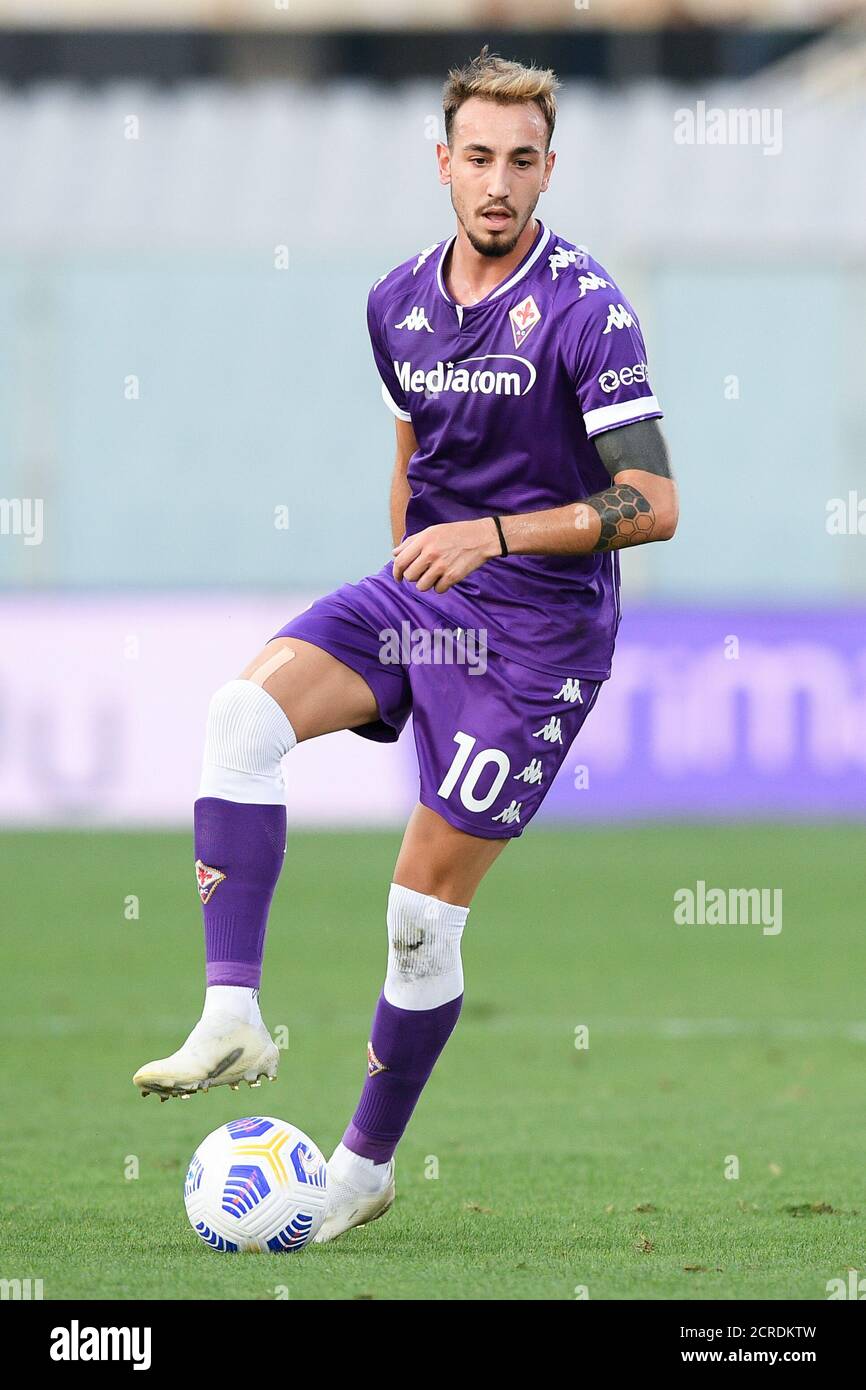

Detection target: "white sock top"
[202, 985, 263, 1029]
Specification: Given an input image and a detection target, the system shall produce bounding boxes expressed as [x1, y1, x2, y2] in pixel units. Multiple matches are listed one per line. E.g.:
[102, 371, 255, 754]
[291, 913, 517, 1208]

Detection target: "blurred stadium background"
[1, 0, 865, 829]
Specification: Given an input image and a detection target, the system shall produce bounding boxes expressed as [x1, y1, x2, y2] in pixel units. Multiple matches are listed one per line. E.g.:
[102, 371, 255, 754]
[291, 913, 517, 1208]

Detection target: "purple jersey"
[367, 220, 663, 679]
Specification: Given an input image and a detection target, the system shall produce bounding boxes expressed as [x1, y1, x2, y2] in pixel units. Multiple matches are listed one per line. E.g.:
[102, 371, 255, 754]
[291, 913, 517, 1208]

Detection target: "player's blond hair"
[442, 47, 560, 151]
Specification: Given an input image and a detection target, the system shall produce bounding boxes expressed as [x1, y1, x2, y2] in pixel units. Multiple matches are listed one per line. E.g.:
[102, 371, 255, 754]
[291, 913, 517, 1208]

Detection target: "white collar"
[435, 221, 551, 308]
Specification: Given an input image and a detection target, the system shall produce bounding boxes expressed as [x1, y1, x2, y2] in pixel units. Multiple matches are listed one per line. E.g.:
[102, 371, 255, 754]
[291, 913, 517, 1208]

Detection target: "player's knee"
[199, 679, 297, 803]
[204, 679, 297, 772]
[383, 883, 470, 1010]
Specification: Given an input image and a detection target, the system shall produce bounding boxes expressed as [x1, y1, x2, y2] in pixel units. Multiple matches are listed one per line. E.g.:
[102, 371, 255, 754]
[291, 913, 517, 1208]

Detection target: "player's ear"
[436, 142, 452, 185]
[541, 148, 556, 192]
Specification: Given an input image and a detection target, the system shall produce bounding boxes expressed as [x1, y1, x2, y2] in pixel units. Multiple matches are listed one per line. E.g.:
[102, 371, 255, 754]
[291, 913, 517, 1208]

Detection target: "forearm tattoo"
[587, 483, 655, 551]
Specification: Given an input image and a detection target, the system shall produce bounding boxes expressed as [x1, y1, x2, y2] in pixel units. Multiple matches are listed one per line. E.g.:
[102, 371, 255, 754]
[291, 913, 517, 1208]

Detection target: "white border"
[583, 395, 662, 437]
[381, 382, 411, 422]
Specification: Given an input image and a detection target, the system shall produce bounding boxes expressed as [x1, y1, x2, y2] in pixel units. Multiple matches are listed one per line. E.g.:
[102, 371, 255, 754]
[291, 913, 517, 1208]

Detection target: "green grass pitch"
[1, 825, 863, 1302]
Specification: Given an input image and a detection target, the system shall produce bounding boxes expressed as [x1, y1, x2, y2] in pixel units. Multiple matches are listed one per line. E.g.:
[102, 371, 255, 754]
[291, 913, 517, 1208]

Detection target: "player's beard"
[451, 187, 539, 260]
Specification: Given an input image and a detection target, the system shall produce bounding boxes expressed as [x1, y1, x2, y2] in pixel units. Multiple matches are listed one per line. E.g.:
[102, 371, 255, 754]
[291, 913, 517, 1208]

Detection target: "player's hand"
[392, 518, 501, 593]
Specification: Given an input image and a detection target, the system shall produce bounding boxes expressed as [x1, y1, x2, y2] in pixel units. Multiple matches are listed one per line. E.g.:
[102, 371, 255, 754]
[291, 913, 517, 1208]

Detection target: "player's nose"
[485, 163, 511, 199]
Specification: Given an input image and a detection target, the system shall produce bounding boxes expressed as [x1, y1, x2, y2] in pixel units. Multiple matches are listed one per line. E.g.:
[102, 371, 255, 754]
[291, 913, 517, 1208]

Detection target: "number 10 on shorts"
[437, 731, 510, 814]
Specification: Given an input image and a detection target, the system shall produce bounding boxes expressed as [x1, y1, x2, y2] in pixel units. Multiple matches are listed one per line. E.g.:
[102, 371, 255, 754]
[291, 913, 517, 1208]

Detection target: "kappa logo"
[412, 243, 440, 276]
[577, 271, 612, 299]
[367, 1041, 388, 1077]
[548, 243, 590, 281]
[195, 859, 226, 904]
[555, 677, 584, 704]
[492, 800, 522, 825]
[509, 294, 541, 348]
[533, 716, 564, 745]
[514, 759, 543, 785]
[395, 305, 434, 332]
[602, 303, 635, 334]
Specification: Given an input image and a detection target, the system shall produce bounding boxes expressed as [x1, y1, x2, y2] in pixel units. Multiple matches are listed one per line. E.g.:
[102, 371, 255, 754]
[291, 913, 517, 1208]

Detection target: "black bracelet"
[492, 515, 509, 557]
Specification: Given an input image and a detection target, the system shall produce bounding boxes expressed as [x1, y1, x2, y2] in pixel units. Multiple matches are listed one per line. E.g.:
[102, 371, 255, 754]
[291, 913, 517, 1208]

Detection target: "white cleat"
[313, 1161, 396, 1244]
[133, 1013, 279, 1100]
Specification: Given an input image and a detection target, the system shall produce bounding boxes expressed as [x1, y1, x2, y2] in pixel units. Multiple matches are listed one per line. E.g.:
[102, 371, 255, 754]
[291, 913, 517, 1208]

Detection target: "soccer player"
[133, 49, 678, 1242]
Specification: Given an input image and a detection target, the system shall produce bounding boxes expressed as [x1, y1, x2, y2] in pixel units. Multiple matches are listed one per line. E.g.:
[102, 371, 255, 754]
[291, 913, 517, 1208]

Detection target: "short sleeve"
[367, 287, 412, 422]
[569, 293, 662, 439]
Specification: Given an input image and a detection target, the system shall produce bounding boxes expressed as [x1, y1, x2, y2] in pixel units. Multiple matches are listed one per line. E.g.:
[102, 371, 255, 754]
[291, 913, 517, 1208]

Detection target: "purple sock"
[342, 991, 463, 1162]
[194, 797, 286, 990]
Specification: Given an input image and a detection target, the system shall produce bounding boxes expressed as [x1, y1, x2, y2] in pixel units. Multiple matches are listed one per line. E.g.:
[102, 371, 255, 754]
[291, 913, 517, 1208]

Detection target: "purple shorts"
[274, 565, 603, 840]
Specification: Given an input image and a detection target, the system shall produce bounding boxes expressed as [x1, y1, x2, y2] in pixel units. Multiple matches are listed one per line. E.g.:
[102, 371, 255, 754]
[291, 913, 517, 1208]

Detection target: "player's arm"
[497, 417, 678, 556]
[390, 417, 417, 547]
[392, 418, 677, 592]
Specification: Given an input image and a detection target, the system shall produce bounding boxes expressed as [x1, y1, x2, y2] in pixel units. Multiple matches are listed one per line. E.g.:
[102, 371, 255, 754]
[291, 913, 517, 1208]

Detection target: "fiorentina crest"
[509, 293, 541, 348]
[195, 858, 226, 904]
[367, 1041, 388, 1077]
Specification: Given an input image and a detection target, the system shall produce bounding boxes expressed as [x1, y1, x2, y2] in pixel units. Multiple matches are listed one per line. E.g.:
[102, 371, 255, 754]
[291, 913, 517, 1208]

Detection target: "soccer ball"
[184, 1116, 328, 1252]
